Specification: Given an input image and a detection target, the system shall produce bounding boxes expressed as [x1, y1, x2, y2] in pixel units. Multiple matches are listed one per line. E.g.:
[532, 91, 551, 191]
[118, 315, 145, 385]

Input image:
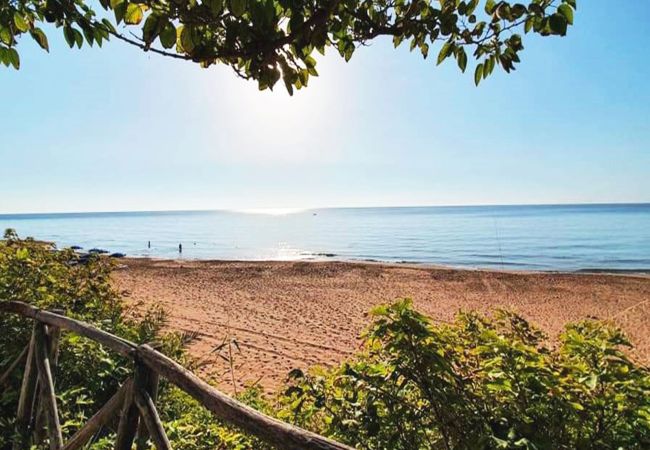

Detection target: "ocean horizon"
[1, 203, 649, 271]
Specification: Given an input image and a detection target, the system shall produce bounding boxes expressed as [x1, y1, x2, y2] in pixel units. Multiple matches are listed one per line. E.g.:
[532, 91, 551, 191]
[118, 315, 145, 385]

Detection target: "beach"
[113, 258, 650, 394]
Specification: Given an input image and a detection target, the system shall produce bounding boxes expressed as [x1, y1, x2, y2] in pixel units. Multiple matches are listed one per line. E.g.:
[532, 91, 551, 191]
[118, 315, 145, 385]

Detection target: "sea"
[0, 204, 648, 272]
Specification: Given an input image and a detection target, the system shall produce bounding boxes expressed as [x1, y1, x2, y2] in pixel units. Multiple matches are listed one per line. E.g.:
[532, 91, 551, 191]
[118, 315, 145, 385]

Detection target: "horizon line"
[1, 201, 649, 217]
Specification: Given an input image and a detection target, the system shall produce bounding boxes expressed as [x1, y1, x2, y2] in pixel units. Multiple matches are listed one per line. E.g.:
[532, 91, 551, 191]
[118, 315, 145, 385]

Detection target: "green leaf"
[474, 63, 483, 86]
[549, 14, 568, 36]
[112, 0, 127, 24]
[457, 48, 467, 72]
[586, 373, 598, 389]
[81, 26, 94, 46]
[485, 56, 495, 76]
[0, 27, 12, 45]
[7, 47, 20, 69]
[13, 13, 30, 33]
[558, 4, 574, 25]
[437, 42, 452, 65]
[63, 26, 76, 48]
[30, 28, 49, 52]
[524, 17, 534, 33]
[484, 0, 496, 14]
[143, 14, 160, 44]
[125, 4, 144, 25]
[569, 402, 584, 411]
[230, 0, 247, 17]
[0, 47, 9, 67]
[159, 22, 176, 49]
[73, 28, 84, 48]
[178, 25, 195, 53]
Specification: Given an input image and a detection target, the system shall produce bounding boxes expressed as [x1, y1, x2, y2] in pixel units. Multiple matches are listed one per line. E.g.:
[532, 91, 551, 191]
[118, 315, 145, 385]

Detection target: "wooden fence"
[0, 301, 353, 450]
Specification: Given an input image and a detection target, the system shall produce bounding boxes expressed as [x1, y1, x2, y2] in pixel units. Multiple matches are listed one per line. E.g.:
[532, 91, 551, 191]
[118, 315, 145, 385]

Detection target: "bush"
[279, 299, 650, 449]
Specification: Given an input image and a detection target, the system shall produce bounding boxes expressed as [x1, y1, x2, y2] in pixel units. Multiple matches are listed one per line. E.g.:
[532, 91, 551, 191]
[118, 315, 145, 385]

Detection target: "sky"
[0, 1, 649, 214]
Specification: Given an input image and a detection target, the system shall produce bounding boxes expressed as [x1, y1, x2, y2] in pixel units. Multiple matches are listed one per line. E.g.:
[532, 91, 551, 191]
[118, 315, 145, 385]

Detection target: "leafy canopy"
[1, 0, 577, 92]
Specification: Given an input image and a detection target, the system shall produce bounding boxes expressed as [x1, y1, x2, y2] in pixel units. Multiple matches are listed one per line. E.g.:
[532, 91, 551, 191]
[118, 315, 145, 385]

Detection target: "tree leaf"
[558, 4, 574, 25]
[143, 14, 160, 44]
[8, 47, 20, 69]
[30, 28, 49, 52]
[549, 14, 568, 36]
[73, 28, 84, 48]
[125, 4, 144, 25]
[0, 27, 12, 45]
[474, 63, 483, 86]
[159, 22, 176, 49]
[457, 48, 467, 72]
[178, 25, 195, 53]
[230, 0, 247, 17]
[13, 13, 30, 33]
[63, 25, 76, 48]
[437, 42, 452, 65]
[112, 0, 127, 24]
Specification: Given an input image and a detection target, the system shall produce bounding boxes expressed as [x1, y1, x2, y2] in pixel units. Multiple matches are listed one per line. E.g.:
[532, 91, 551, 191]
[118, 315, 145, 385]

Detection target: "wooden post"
[135, 362, 160, 450]
[134, 389, 171, 450]
[47, 310, 64, 370]
[34, 322, 64, 449]
[14, 324, 38, 450]
[35, 318, 62, 444]
[62, 379, 133, 450]
[114, 376, 140, 450]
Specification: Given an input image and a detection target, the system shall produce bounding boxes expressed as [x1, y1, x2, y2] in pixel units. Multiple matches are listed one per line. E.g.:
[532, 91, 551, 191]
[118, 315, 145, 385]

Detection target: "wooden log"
[135, 363, 160, 450]
[62, 379, 133, 450]
[134, 389, 172, 450]
[0, 344, 28, 387]
[137, 345, 354, 450]
[14, 325, 38, 450]
[0, 302, 135, 357]
[35, 321, 63, 445]
[34, 322, 64, 450]
[47, 311, 64, 370]
[114, 380, 140, 450]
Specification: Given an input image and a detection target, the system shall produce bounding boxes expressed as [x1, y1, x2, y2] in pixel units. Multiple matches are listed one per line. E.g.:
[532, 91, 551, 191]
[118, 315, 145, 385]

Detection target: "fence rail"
[0, 301, 353, 450]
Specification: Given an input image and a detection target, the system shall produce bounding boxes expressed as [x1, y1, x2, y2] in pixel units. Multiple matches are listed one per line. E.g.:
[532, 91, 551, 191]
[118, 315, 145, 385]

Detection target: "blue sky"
[0, 1, 648, 213]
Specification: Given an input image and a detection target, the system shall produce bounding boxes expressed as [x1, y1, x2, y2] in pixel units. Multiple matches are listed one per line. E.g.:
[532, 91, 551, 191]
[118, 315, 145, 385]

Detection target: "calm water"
[1, 204, 649, 271]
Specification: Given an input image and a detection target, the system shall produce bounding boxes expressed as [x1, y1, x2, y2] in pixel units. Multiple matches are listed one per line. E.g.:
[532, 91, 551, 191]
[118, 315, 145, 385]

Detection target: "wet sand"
[113, 259, 650, 394]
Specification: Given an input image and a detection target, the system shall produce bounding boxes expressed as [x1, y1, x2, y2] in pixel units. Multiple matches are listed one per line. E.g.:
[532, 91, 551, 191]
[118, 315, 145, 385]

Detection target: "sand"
[112, 259, 650, 394]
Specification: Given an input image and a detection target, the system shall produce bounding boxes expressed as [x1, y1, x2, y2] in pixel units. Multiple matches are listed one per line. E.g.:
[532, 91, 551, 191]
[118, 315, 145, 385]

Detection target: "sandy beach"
[113, 258, 650, 394]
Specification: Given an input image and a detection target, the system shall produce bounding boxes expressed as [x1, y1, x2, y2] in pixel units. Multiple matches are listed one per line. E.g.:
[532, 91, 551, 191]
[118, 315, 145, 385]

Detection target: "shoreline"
[114, 254, 650, 277]
[113, 258, 650, 394]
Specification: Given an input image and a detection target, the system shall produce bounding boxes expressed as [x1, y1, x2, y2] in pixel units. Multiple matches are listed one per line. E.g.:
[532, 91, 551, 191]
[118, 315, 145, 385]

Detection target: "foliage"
[158, 385, 273, 450]
[280, 299, 650, 449]
[0, 0, 577, 91]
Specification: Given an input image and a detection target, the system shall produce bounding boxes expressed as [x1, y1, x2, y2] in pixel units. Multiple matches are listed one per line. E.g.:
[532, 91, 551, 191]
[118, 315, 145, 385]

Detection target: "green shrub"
[279, 299, 650, 449]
